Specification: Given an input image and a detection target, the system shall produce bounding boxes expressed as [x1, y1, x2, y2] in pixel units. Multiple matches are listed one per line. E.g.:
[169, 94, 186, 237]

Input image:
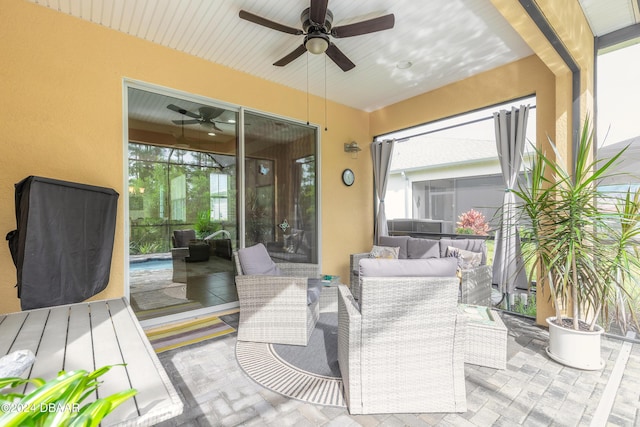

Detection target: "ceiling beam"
[596, 23, 640, 52]
[517, 0, 581, 173]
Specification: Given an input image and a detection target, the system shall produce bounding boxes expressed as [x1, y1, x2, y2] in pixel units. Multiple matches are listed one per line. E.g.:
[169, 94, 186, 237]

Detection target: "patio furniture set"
[233, 239, 507, 415]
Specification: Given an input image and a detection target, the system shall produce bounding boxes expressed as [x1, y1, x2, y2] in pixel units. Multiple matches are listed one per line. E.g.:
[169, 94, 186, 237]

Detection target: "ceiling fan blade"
[325, 43, 355, 72]
[197, 120, 225, 133]
[167, 104, 200, 119]
[309, 0, 328, 25]
[273, 44, 308, 66]
[199, 106, 225, 120]
[239, 10, 302, 35]
[331, 14, 395, 38]
[172, 119, 200, 125]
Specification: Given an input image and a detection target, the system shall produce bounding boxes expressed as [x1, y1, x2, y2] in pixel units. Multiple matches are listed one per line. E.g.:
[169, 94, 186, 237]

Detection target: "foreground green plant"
[0, 365, 136, 427]
[514, 115, 640, 332]
[511, 294, 537, 318]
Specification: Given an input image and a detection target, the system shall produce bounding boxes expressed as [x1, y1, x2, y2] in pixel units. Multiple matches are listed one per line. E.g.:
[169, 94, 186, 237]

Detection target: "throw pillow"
[369, 245, 400, 259]
[439, 238, 487, 265]
[446, 246, 482, 270]
[237, 243, 282, 276]
[378, 235, 410, 259]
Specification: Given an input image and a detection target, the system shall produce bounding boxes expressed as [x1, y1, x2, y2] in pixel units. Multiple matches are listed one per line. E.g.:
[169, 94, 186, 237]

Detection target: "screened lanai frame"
[373, 95, 537, 232]
[123, 79, 322, 325]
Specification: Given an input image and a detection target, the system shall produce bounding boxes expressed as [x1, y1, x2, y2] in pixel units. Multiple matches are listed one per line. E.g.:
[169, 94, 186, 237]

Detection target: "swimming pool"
[129, 259, 173, 271]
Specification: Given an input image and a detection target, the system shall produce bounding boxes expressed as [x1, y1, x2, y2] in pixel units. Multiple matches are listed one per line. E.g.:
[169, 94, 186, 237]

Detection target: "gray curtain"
[371, 139, 395, 244]
[492, 105, 529, 295]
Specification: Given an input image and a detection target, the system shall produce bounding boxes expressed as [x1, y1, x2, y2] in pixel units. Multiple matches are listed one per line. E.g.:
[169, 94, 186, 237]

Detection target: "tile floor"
[154, 311, 640, 427]
[129, 255, 237, 320]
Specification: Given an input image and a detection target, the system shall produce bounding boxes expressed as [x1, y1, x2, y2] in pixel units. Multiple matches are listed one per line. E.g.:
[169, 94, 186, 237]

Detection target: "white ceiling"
[29, 0, 537, 112]
[579, 0, 640, 36]
[28, 1, 639, 113]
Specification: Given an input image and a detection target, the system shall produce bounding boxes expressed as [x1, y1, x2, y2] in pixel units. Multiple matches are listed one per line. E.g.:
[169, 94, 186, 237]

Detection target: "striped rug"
[145, 314, 236, 353]
[236, 341, 346, 407]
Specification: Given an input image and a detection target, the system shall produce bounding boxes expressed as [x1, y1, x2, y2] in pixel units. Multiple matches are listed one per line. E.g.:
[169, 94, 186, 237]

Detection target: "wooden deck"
[0, 298, 182, 426]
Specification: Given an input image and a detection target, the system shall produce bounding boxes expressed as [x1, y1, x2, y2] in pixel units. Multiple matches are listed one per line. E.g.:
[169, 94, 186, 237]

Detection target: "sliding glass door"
[243, 112, 318, 264]
[127, 85, 318, 323]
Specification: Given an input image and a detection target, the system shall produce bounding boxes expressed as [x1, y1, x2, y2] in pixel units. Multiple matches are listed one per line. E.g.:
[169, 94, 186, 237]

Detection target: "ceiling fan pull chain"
[324, 54, 328, 131]
[306, 52, 310, 125]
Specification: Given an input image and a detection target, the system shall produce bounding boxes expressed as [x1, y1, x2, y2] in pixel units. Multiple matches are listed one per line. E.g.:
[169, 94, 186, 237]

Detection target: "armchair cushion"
[237, 243, 282, 276]
[359, 257, 458, 278]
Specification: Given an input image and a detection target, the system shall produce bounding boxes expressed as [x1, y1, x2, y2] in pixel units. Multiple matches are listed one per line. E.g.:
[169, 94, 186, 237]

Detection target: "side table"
[458, 304, 507, 369]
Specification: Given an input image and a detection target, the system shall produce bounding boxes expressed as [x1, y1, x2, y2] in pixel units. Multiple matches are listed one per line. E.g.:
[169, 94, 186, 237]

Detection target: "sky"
[596, 42, 640, 146]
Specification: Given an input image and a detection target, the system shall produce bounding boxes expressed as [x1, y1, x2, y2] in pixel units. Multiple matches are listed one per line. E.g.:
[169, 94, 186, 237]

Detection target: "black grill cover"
[6, 176, 119, 310]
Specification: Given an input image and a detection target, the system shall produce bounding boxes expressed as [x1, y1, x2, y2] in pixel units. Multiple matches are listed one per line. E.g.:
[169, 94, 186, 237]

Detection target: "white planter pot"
[545, 317, 604, 370]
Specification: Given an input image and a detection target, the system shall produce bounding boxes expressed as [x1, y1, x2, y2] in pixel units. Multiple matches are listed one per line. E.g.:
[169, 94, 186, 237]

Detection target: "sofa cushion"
[370, 245, 399, 259]
[237, 243, 282, 276]
[446, 246, 483, 270]
[307, 278, 323, 305]
[407, 238, 440, 259]
[378, 235, 410, 259]
[359, 257, 458, 278]
[439, 238, 487, 265]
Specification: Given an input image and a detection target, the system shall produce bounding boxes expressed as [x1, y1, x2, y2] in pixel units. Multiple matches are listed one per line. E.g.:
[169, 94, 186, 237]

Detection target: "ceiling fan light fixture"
[305, 34, 329, 54]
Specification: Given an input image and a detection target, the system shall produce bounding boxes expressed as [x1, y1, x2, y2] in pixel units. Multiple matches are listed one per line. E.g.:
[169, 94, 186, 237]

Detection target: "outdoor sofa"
[338, 257, 467, 414]
[350, 236, 492, 306]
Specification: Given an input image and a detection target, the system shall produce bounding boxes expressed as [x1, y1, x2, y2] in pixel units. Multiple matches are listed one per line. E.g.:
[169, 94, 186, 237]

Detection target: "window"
[597, 42, 640, 148]
[596, 41, 640, 200]
[210, 173, 228, 221]
[171, 174, 186, 222]
[127, 86, 320, 264]
[376, 97, 536, 235]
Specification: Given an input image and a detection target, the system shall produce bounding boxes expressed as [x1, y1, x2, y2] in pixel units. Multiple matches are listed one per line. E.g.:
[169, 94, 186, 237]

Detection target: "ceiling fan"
[167, 104, 226, 133]
[239, 0, 395, 72]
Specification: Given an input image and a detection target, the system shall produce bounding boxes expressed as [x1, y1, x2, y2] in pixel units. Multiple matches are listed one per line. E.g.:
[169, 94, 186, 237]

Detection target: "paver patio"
[154, 312, 639, 426]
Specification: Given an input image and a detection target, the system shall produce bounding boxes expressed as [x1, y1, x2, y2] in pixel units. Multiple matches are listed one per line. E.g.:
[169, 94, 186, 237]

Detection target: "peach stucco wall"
[0, 0, 593, 320]
[0, 0, 371, 313]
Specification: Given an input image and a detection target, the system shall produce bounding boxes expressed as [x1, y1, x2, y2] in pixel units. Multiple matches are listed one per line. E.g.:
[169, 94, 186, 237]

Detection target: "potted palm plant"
[513, 115, 640, 370]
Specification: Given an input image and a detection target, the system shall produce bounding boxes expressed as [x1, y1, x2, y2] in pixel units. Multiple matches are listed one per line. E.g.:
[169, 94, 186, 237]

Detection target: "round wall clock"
[342, 168, 355, 186]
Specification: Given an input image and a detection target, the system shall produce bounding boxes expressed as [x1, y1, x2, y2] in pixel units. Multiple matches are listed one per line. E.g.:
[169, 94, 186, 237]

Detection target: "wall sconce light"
[344, 141, 362, 159]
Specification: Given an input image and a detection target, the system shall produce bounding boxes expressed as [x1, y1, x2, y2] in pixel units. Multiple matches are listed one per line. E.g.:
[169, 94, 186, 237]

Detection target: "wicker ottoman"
[458, 304, 507, 369]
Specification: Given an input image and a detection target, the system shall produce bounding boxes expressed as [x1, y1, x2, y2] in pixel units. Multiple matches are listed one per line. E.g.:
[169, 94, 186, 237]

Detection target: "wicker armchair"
[338, 264, 467, 414]
[349, 252, 492, 306]
[233, 252, 320, 346]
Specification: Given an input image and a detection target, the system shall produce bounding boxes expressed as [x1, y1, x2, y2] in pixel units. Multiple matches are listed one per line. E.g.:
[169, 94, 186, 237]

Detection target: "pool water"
[129, 259, 173, 271]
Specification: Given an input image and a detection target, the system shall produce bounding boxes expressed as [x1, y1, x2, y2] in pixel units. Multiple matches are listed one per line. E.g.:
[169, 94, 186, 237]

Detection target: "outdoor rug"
[235, 313, 346, 407]
[145, 313, 236, 353]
